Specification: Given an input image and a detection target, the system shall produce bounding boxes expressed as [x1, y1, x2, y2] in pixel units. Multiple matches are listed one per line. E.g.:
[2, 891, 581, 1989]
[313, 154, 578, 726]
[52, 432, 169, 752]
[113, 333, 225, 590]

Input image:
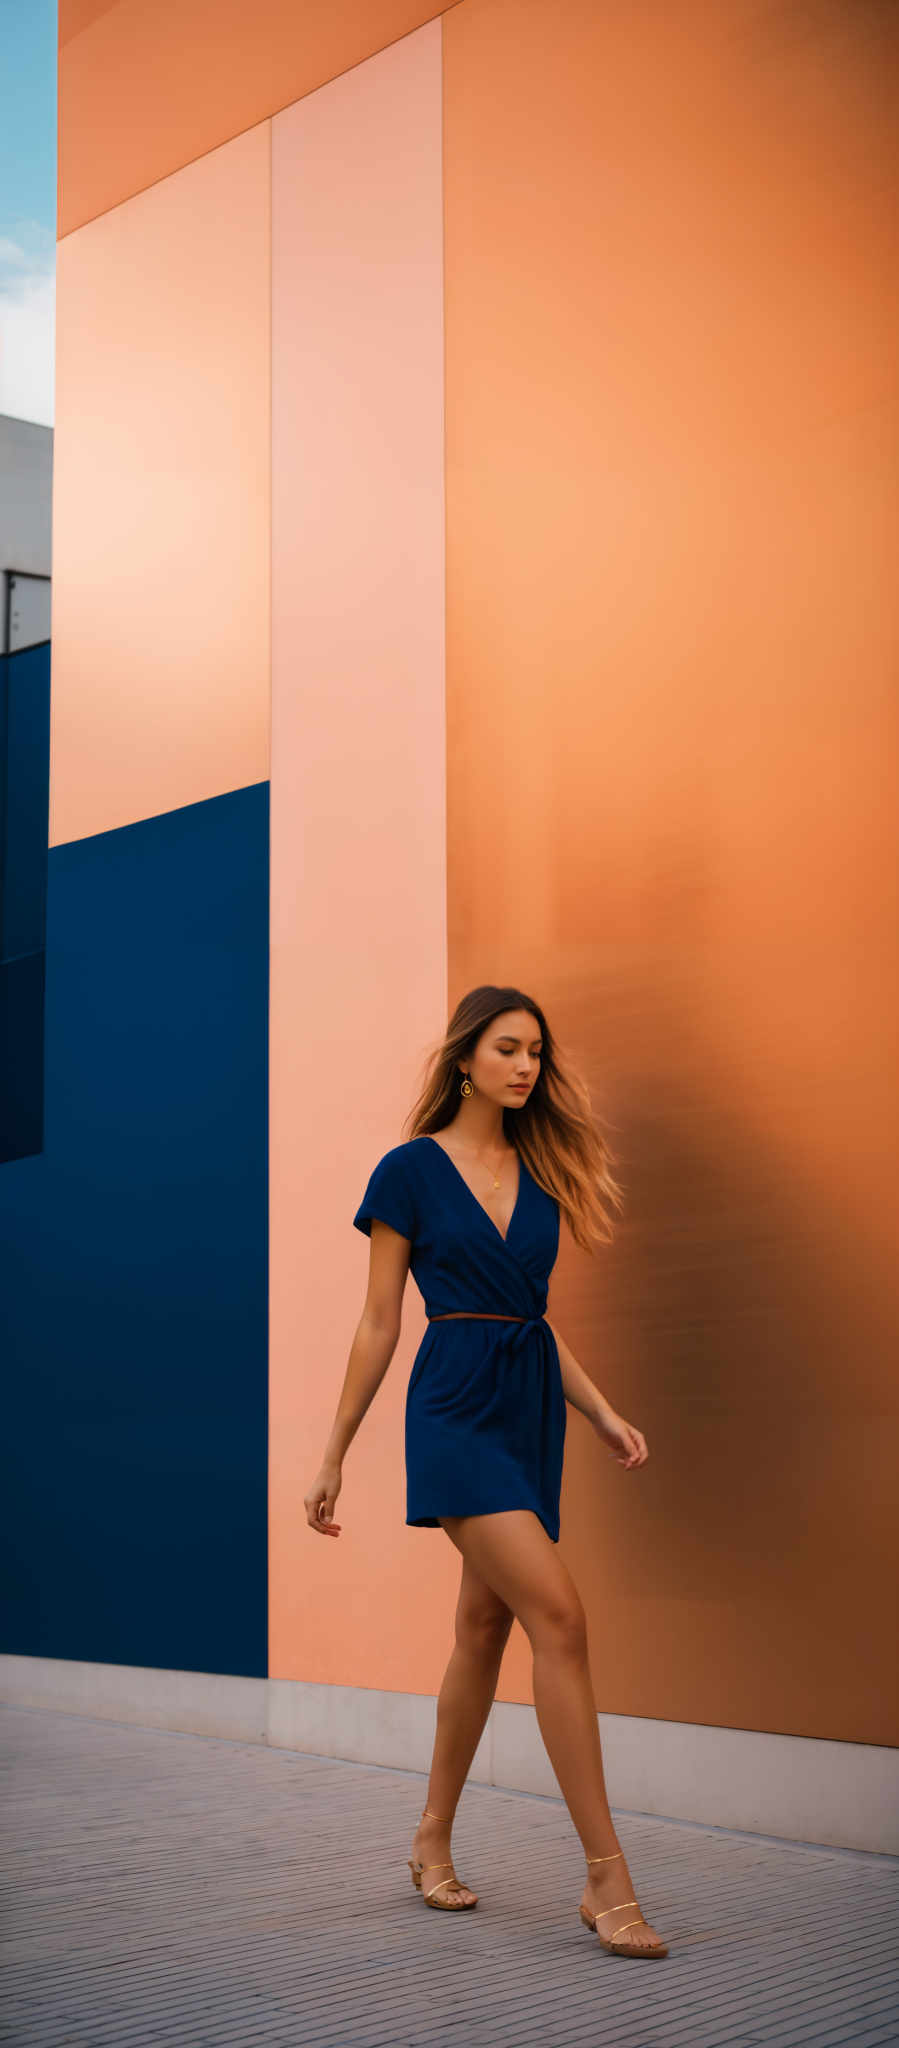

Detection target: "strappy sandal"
[578, 1848, 668, 1957]
[407, 1806, 479, 1911]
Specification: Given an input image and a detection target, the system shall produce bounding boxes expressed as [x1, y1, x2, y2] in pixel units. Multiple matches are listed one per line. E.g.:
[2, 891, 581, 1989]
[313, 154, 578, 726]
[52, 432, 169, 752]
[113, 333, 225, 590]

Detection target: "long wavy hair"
[402, 984, 625, 1254]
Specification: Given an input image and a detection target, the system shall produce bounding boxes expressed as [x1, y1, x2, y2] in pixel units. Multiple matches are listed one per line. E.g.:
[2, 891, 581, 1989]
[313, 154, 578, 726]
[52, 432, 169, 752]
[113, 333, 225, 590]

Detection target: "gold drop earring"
[460, 1073, 473, 1098]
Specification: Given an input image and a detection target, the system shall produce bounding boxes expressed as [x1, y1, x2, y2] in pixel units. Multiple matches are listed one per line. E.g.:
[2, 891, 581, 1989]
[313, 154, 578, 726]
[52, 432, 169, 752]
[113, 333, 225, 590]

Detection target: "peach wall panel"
[58, 0, 454, 238]
[269, 22, 450, 1689]
[442, 0, 898, 1741]
[50, 123, 271, 847]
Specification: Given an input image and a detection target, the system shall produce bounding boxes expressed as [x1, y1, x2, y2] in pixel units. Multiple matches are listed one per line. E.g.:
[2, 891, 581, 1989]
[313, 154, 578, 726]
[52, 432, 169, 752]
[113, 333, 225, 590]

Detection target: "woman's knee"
[455, 1590, 514, 1658]
[529, 1589, 588, 1658]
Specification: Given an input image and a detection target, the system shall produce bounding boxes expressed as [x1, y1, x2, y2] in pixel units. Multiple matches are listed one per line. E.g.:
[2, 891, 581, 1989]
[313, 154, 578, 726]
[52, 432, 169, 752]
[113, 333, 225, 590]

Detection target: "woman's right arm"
[303, 1219, 411, 1537]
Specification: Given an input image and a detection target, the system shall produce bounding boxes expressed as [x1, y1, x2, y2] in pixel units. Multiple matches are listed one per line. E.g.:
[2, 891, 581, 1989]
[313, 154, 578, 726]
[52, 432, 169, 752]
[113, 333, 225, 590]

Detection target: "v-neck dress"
[353, 1134, 567, 1542]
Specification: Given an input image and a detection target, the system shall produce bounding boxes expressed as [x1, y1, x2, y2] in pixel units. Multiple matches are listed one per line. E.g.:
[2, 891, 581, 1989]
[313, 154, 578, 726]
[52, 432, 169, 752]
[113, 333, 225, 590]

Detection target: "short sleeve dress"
[353, 1134, 567, 1542]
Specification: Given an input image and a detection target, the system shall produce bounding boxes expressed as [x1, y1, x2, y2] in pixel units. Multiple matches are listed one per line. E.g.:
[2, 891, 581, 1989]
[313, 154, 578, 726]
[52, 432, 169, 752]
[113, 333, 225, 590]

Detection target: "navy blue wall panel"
[0, 781, 269, 1678]
[1, 641, 52, 961]
[1, 641, 51, 1162]
[0, 949, 46, 1160]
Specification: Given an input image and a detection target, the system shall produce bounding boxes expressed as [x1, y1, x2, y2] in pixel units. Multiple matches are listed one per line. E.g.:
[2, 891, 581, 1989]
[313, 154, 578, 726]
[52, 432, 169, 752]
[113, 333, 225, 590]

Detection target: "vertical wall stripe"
[441, 0, 899, 1741]
[269, 20, 452, 1687]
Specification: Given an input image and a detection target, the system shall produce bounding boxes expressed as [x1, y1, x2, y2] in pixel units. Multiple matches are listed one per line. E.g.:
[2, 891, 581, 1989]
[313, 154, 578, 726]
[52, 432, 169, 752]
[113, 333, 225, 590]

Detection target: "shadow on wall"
[561, 831, 895, 1746]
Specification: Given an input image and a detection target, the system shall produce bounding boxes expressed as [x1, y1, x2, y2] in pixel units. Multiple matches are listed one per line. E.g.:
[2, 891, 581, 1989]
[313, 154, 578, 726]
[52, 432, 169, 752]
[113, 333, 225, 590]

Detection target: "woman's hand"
[592, 1402, 648, 1469]
[304, 1462, 343, 1535]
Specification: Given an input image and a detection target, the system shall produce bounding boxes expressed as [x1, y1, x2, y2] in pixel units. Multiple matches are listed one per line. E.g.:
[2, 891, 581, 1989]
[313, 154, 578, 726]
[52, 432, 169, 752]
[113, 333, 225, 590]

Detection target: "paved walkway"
[1, 1703, 897, 2048]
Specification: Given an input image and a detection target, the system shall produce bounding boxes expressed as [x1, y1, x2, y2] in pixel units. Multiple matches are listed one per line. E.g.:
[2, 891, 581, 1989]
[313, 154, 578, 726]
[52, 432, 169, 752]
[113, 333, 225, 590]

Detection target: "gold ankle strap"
[422, 1806, 453, 1823]
[586, 1850, 624, 1863]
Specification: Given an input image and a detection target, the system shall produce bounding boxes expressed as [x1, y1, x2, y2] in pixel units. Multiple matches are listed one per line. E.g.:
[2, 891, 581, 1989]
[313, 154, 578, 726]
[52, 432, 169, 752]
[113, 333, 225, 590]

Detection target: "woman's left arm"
[544, 1316, 649, 1470]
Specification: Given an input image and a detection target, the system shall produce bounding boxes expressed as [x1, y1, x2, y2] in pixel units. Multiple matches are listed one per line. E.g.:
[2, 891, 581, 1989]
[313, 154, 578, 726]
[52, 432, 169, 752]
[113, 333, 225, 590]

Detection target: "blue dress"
[353, 1134, 567, 1542]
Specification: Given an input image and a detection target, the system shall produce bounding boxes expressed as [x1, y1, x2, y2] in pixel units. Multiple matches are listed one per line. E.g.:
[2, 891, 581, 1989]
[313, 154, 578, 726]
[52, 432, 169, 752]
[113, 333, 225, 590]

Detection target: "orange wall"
[51, 122, 271, 846]
[443, 0, 898, 1742]
[58, 0, 454, 237]
[268, 23, 456, 1686]
[55, 0, 898, 1745]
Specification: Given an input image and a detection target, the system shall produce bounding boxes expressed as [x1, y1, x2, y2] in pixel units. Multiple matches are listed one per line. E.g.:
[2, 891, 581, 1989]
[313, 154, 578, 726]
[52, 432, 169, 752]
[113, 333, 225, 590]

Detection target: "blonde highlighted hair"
[402, 984, 624, 1255]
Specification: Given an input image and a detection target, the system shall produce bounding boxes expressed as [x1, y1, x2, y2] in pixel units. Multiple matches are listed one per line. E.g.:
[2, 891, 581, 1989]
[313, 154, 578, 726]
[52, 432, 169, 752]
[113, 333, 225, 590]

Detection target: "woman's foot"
[580, 1851, 667, 1957]
[409, 1809, 478, 1908]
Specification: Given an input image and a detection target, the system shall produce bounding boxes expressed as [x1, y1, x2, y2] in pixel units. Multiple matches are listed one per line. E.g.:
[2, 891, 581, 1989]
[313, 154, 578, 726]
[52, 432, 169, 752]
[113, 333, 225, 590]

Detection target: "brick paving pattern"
[1, 1704, 897, 2048]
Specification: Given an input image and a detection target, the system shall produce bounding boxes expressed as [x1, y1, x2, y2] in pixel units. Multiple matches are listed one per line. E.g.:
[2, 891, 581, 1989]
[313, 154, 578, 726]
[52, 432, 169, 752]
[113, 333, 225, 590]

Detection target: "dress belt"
[427, 1312, 555, 1365]
[428, 1313, 529, 1323]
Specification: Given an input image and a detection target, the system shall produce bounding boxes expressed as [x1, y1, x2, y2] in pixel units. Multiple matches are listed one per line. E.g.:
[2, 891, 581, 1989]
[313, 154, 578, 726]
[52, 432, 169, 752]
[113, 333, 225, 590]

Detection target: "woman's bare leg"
[409, 1554, 514, 1906]
[437, 1509, 666, 1954]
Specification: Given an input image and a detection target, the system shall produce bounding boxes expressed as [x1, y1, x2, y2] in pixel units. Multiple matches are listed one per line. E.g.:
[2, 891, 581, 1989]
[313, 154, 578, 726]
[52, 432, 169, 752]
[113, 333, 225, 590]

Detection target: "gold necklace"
[443, 1129, 512, 1194]
[467, 1143, 510, 1193]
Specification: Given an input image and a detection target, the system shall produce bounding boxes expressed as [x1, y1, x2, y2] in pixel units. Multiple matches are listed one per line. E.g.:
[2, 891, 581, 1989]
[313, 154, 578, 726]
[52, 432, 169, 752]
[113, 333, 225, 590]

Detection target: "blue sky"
[0, 0, 57, 425]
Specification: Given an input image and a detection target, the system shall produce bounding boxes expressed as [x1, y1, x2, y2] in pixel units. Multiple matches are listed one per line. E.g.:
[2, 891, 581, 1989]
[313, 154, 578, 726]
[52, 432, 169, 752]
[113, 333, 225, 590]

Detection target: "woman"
[304, 984, 668, 1960]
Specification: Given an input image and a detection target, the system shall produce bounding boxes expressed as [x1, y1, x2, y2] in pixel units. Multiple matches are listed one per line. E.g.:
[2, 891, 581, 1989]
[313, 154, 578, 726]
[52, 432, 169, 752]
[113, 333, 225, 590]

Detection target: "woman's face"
[464, 1009, 543, 1106]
